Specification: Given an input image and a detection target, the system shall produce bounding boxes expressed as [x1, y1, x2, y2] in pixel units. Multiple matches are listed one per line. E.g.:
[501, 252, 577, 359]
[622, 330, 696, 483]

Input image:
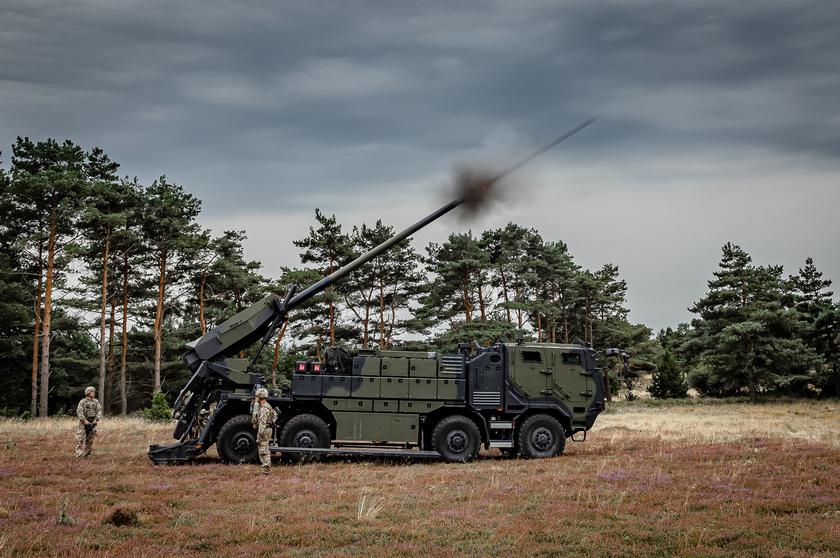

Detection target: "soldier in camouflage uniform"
[251, 388, 276, 474]
[75, 386, 102, 458]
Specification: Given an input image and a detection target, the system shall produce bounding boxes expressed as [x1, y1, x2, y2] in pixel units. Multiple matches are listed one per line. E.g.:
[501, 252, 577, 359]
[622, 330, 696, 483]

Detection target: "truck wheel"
[217, 414, 259, 464]
[279, 414, 330, 462]
[431, 415, 481, 463]
[517, 414, 565, 459]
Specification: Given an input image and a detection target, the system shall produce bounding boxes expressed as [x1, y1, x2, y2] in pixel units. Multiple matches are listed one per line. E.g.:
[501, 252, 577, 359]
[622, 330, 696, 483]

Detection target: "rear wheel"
[279, 414, 331, 462]
[517, 414, 565, 459]
[217, 414, 259, 464]
[431, 415, 481, 463]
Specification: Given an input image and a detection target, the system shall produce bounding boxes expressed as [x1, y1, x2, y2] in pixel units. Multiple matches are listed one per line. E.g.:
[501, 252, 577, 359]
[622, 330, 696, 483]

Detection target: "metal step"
[269, 446, 442, 460]
[488, 441, 514, 448]
[489, 421, 513, 429]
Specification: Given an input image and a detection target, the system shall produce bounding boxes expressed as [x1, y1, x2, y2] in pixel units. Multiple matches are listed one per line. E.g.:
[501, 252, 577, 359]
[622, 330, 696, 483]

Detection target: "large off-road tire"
[279, 414, 331, 462]
[517, 414, 565, 459]
[431, 415, 481, 463]
[217, 414, 259, 464]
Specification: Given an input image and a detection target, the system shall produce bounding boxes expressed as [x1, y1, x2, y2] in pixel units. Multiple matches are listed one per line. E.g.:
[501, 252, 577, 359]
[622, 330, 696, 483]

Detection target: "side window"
[521, 351, 542, 363]
[562, 352, 581, 365]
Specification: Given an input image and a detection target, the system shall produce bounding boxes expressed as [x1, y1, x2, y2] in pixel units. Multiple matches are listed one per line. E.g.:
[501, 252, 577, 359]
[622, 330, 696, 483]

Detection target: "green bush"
[648, 351, 689, 399]
[142, 392, 172, 422]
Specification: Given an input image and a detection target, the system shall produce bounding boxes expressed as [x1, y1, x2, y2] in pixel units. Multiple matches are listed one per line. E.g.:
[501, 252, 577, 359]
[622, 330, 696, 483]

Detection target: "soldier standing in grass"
[75, 386, 102, 458]
[252, 388, 276, 474]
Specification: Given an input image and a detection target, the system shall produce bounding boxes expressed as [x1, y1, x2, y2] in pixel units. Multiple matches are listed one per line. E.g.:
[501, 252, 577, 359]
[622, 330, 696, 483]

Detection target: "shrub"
[106, 508, 140, 527]
[649, 351, 688, 399]
[142, 392, 172, 422]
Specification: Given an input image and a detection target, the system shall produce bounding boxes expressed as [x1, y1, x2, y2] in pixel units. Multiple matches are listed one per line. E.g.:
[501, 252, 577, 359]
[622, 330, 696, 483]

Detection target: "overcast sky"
[2, 0, 838, 331]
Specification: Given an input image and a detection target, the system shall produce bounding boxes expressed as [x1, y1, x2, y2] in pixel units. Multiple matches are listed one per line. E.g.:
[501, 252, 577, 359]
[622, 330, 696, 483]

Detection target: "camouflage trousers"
[257, 430, 271, 473]
[75, 423, 96, 457]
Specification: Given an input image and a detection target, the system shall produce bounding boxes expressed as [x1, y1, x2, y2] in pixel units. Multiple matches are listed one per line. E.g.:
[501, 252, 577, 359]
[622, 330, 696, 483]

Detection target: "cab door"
[510, 347, 551, 399]
[550, 350, 591, 407]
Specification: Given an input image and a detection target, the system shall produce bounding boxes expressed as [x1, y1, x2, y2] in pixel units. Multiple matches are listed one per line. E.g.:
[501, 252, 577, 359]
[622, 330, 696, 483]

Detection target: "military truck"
[148, 118, 617, 464]
[147, 208, 614, 465]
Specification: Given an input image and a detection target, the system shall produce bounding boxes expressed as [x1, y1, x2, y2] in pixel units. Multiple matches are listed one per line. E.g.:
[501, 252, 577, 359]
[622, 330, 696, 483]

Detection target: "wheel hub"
[294, 429, 316, 448]
[532, 427, 554, 451]
[446, 429, 468, 453]
[232, 432, 255, 457]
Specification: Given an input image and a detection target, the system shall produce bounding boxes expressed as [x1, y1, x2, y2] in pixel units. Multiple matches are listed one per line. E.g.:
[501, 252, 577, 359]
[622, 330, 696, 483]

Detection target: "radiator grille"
[472, 391, 501, 406]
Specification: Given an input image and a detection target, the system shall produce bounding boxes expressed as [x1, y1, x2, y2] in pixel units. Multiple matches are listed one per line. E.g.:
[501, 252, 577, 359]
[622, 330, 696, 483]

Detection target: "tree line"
[654, 244, 839, 401]
[1, 137, 835, 416]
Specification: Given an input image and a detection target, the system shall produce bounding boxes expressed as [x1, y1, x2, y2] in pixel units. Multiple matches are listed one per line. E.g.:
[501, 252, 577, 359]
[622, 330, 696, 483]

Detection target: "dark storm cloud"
[1, 1, 839, 329]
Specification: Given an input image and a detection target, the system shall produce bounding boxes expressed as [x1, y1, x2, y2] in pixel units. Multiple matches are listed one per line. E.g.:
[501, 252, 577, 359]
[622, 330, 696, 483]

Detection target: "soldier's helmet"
[84, 386, 96, 396]
[255, 388, 269, 399]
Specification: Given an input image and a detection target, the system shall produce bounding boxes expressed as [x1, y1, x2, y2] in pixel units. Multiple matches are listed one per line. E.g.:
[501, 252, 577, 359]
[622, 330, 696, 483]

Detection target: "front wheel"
[217, 414, 259, 464]
[517, 414, 565, 459]
[431, 415, 481, 463]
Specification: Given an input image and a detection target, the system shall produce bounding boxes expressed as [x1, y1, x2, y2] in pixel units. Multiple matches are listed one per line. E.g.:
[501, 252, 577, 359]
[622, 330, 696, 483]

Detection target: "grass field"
[1, 400, 838, 557]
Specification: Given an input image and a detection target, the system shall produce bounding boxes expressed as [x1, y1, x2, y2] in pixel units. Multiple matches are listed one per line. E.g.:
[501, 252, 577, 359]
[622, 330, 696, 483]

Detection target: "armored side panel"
[373, 399, 398, 412]
[381, 376, 409, 398]
[380, 350, 437, 359]
[352, 356, 381, 376]
[399, 400, 444, 413]
[381, 357, 409, 377]
[350, 376, 380, 398]
[436, 378, 465, 400]
[409, 377, 437, 399]
[349, 399, 373, 412]
[323, 398, 351, 411]
[333, 412, 419, 443]
[322, 375, 352, 397]
[291, 373, 322, 397]
[409, 358, 438, 378]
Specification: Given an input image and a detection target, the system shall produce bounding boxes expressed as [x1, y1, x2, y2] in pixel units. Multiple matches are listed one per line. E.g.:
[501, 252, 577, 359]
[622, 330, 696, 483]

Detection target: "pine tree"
[193, 230, 264, 335]
[480, 224, 532, 325]
[688, 243, 815, 401]
[812, 304, 840, 396]
[141, 176, 201, 394]
[110, 179, 147, 414]
[648, 350, 688, 398]
[293, 209, 352, 346]
[789, 257, 837, 396]
[342, 220, 422, 349]
[420, 232, 490, 327]
[10, 138, 89, 415]
[77, 147, 124, 409]
[0, 151, 33, 413]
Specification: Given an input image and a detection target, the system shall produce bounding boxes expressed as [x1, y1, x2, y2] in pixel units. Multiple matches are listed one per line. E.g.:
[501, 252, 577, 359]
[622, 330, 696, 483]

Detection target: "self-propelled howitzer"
[148, 119, 616, 464]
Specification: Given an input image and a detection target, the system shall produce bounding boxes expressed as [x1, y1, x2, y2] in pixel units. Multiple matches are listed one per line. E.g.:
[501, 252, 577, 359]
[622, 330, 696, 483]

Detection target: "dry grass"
[0, 401, 838, 557]
[598, 400, 840, 448]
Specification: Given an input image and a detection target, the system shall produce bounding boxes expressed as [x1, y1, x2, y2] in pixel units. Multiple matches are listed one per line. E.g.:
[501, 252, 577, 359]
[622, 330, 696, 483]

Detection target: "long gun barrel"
[288, 116, 597, 310]
[182, 118, 596, 370]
